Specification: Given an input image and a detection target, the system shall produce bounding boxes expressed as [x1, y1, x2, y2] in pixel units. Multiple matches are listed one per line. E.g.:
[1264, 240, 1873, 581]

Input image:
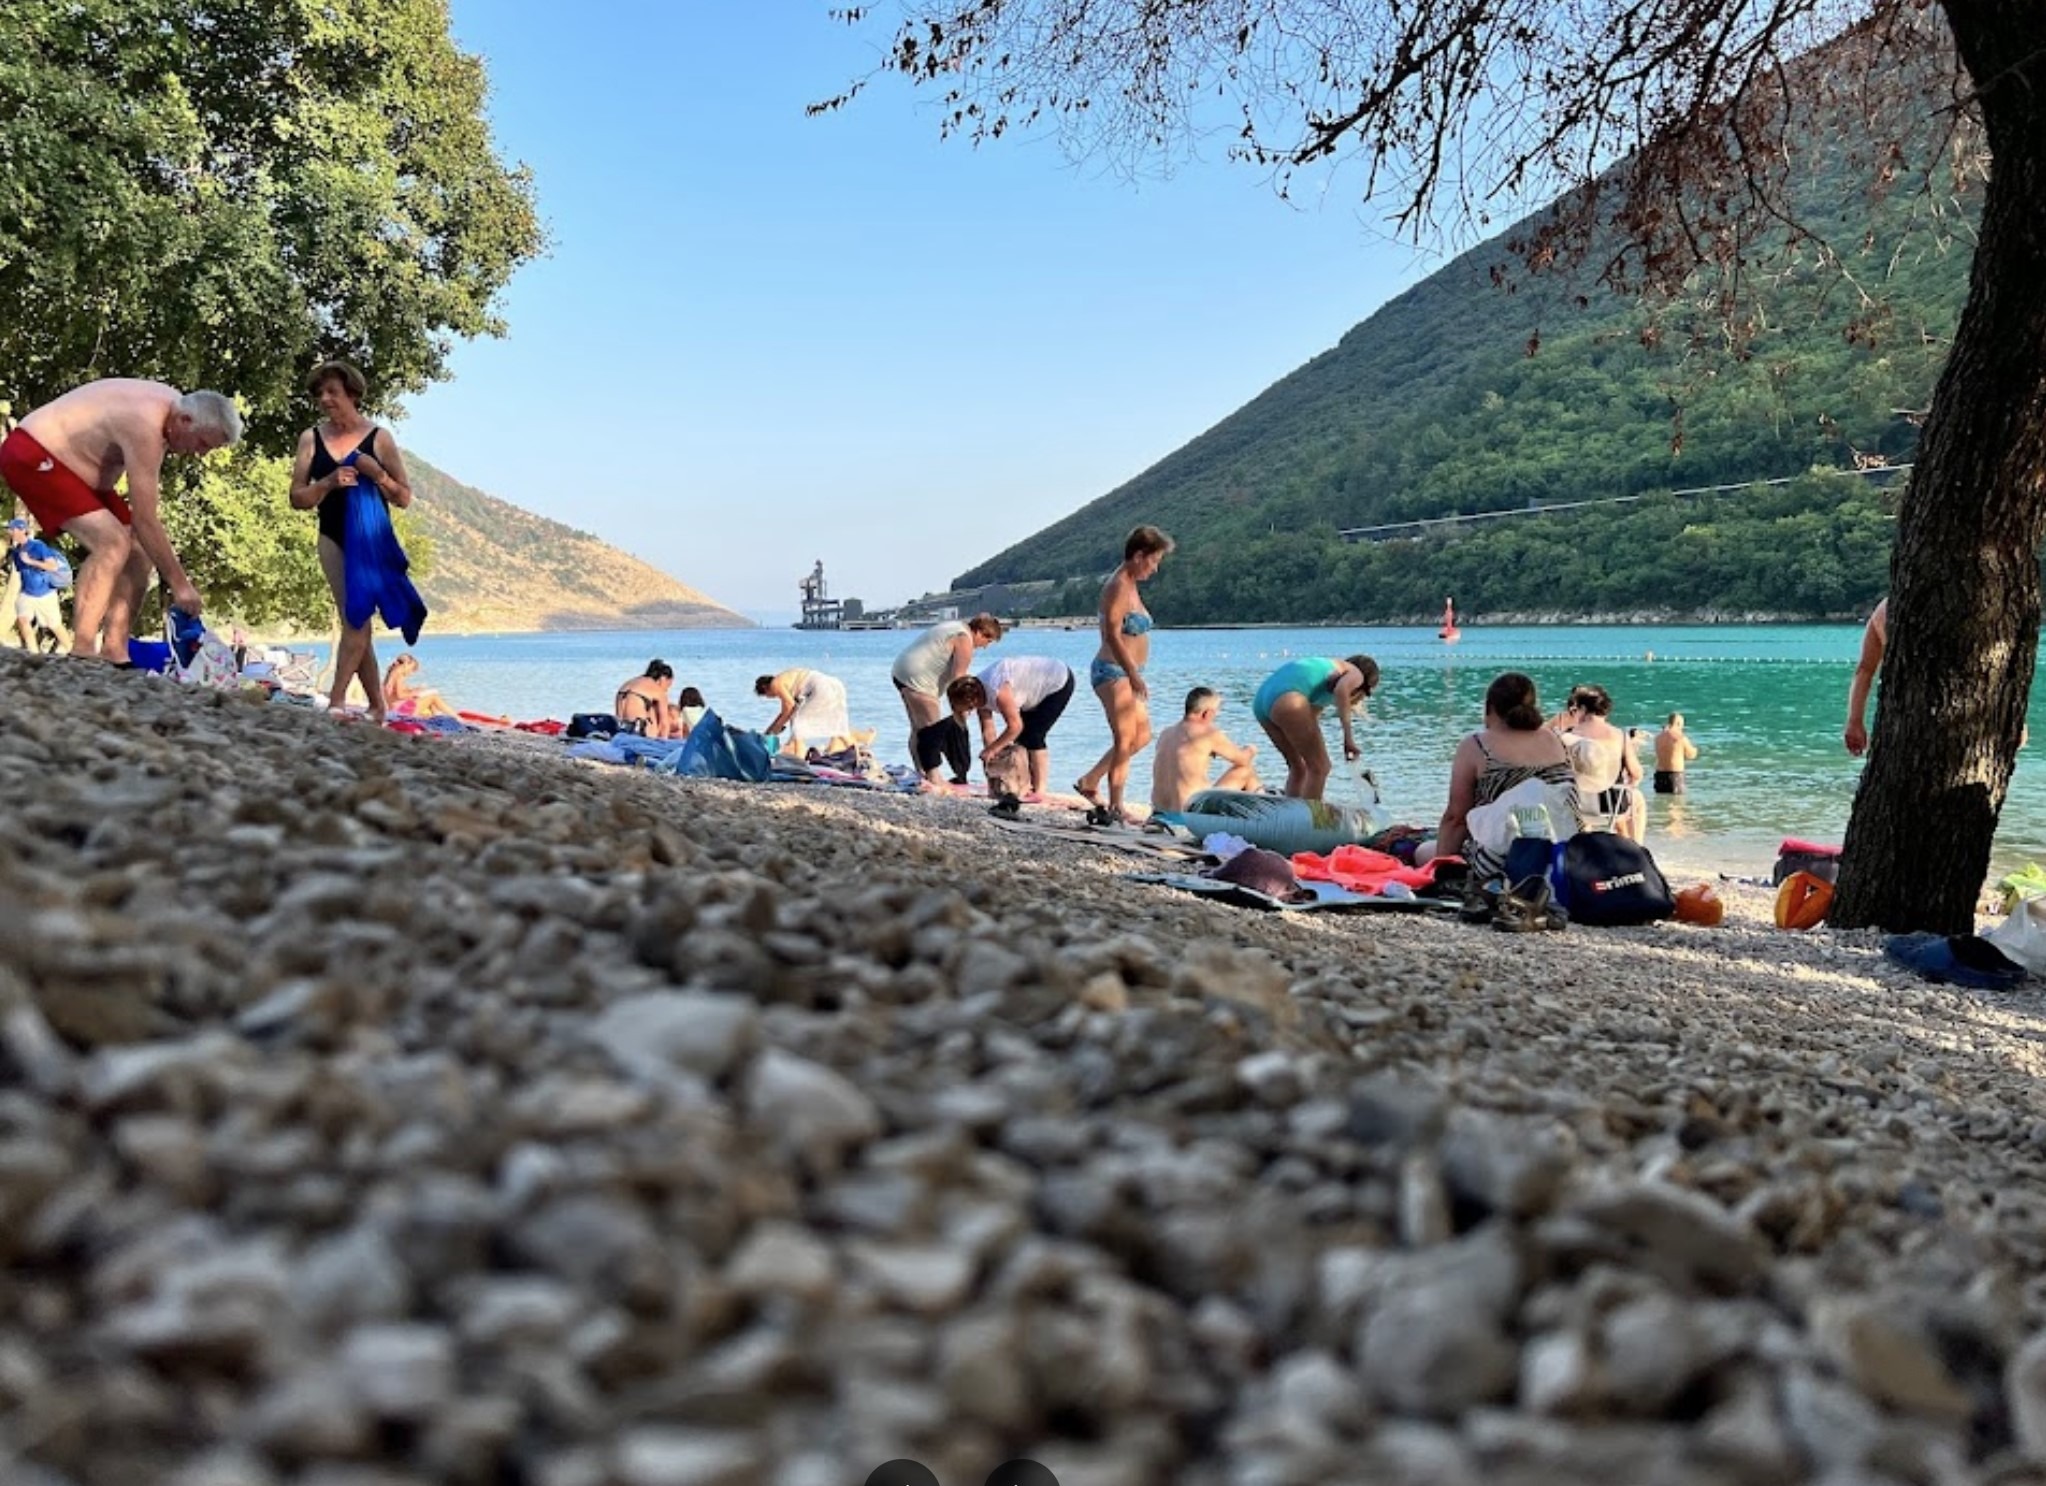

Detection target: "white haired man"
[0, 380, 241, 663]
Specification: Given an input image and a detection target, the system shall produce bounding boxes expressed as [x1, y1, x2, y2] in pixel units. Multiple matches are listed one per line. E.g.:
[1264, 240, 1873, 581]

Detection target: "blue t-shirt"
[12, 540, 59, 598]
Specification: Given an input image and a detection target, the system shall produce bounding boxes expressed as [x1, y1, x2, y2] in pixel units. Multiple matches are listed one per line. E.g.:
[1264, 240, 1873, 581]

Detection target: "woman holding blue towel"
[289, 361, 415, 722]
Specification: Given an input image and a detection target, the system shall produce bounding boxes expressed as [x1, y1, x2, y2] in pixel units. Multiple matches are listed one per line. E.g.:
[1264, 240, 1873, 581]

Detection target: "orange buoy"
[1674, 883, 1725, 926]
[1774, 871, 1834, 931]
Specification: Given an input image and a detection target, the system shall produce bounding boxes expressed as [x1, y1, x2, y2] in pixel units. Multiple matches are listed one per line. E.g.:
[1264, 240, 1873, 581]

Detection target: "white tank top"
[981, 656, 1071, 710]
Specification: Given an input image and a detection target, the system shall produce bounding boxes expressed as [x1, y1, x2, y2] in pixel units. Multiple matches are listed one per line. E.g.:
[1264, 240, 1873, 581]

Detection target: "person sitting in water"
[946, 655, 1077, 799]
[1252, 654, 1379, 801]
[1151, 686, 1262, 813]
[669, 685, 708, 739]
[755, 667, 857, 755]
[615, 659, 675, 737]
[1418, 672, 1578, 882]
[381, 652, 459, 719]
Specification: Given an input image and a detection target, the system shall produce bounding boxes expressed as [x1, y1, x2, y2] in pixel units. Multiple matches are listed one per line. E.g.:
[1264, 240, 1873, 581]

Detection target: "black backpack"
[1558, 832, 1676, 926]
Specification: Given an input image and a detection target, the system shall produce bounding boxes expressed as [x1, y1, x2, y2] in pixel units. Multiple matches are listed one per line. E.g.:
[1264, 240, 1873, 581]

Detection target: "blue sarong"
[341, 476, 427, 645]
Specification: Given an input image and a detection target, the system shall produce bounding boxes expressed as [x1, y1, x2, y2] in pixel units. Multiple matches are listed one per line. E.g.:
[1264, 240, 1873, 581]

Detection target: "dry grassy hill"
[403, 456, 749, 632]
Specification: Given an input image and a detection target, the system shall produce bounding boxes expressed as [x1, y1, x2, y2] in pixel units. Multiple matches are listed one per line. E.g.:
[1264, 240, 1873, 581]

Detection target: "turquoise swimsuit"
[1253, 657, 1344, 725]
[1089, 610, 1153, 689]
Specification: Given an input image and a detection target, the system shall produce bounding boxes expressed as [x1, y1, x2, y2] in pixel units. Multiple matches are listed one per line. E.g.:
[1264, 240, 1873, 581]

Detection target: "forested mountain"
[404, 457, 750, 632]
[957, 77, 1976, 623]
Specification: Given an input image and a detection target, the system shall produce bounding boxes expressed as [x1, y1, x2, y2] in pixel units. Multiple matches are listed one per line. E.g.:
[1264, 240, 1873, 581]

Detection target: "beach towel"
[341, 476, 427, 645]
[1291, 844, 1442, 895]
[1126, 871, 1441, 914]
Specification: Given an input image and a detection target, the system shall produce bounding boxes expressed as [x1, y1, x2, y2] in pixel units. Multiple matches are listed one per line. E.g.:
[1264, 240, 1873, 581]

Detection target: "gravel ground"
[6, 646, 2046, 1486]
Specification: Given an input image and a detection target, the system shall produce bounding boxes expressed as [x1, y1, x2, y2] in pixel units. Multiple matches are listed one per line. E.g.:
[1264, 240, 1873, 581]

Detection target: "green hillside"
[956, 91, 1976, 623]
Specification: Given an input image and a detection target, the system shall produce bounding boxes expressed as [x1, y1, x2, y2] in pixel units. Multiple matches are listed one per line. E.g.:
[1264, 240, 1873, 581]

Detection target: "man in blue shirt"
[7, 518, 71, 652]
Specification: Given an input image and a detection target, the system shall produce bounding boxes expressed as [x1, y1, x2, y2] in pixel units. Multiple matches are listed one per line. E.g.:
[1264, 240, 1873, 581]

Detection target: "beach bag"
[567, 712, 619, 740]
[1988, 896, 2046, 975]
[45, 550, 72, 590]
[166, 608, 239, 690]
[1558, 832, 1674, 926]
[1772, 838, 1841, 885]
[1465, 776, 1579, 860]
[669, 709, 772, 783]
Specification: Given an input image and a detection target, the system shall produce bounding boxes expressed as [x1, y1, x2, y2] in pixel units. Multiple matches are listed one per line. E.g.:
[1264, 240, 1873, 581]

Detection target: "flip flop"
[1493, 876, 1567, 933]
[1073, 778, 1103, 806]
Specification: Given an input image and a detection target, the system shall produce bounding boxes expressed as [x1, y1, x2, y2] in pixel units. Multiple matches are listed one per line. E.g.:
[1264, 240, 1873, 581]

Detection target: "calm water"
[341, 623, 2046, 880]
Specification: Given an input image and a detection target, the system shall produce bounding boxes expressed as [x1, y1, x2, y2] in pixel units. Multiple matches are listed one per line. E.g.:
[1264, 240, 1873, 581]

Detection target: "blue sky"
[402, 2, 1441, 618]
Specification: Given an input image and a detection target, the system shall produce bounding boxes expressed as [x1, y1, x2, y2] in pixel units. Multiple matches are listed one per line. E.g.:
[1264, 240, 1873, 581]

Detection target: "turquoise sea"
[351, 623, 2046, 882]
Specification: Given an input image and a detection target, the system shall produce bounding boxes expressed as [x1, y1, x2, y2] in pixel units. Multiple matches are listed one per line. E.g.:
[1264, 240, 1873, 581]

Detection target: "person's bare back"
[1151, 693, 1260, 812]
[19, 379, 181, 492]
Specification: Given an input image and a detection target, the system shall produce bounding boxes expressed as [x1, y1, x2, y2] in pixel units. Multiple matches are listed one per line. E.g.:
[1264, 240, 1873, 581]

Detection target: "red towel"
[1292, 845, 1440, 894]
[515, 719, 567, 735]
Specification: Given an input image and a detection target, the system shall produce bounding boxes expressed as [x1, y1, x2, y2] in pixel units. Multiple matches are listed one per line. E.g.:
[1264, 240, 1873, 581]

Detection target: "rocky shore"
[5, 646, 2046, 1486]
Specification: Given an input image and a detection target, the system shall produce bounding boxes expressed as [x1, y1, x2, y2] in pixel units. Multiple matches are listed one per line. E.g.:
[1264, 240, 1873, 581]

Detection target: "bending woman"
[1252, 654, 1380, 800]
[755, 667, 855, 754]
[289, 360, 414, 723]
[615, 659, 675, 737]
[948, 656, 1076, 799]
[1423, 672, 1578, 883]
[1075, 525, 1174, 821]
[891, 612, 1004, 784]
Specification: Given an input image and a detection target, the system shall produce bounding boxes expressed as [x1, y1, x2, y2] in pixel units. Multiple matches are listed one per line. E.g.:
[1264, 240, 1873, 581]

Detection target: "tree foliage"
[0, 0, 540, 620]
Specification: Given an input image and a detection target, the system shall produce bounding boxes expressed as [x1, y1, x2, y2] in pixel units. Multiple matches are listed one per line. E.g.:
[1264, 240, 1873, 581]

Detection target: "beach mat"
[987, 814, 1210, 860]
[1127, 872, 1452, 913]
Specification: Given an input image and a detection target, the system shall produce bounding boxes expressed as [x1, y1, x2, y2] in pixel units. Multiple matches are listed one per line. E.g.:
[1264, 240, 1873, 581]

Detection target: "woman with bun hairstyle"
[1424, 672, 1577, 882]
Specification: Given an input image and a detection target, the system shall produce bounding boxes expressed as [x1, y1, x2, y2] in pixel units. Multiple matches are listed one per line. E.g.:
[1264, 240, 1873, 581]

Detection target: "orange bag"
[1774, 871, 1834, 930]
[1674, 883, 1725, 926]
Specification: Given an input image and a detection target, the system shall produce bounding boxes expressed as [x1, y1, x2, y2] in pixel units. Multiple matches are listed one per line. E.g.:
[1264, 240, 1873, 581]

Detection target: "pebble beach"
[6, 646, 2046, 1486]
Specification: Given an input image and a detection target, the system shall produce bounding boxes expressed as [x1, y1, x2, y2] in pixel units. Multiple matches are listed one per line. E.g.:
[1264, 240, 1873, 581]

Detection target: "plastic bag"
[1987, 896, 2046, 974]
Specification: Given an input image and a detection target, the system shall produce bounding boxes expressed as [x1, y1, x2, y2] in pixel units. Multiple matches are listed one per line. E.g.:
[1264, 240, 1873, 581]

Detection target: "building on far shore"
[796, 560, 846, 631]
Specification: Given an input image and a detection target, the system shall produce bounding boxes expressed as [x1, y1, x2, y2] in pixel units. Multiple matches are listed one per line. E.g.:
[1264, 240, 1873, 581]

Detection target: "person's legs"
[356, 636, 386, 723]
[898, 682, 943, 779]
[59, 509, 134, 660]
[14, 600, 35, 649]
[1215, 757, 1261, 792]
[1024, 748, 1049, 796]
[1099, 683, 1152, 817]
[98, 542, 153, 663]
[318, 537, 372, 713]
[41, 593, 72, 650]
[1265, 693, 1331, 799]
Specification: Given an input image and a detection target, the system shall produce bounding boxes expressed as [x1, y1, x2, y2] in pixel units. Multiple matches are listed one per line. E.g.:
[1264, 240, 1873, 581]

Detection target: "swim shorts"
[1653, 769, 1686, 795]
[0, 428, 132, 532]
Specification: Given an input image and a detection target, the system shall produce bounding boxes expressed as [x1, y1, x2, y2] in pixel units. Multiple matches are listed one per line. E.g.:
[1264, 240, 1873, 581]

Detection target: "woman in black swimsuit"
[614, 659, 675, 736]
[288, 361, 415, 722]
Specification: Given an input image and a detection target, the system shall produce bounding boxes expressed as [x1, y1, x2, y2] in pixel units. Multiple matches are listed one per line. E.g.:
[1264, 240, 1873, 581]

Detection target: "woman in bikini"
[381, 652, 459, 719]
[1074, 525, 1174, 823]
[288, 361, 414, 723]
[614, 659, 675, 737]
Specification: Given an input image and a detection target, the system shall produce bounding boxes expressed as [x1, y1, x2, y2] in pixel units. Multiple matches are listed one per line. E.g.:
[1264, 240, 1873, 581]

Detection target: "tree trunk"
[1832, 4, 2046, 932]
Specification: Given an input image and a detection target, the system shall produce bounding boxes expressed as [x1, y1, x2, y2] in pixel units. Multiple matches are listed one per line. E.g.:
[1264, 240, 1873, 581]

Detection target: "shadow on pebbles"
[5, 647, 2046, 1485]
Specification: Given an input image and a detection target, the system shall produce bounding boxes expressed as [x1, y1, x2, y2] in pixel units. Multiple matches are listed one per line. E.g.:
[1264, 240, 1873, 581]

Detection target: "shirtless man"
[1150, 687, 1261, 813]
[0, 380, 242, 662]
[1653, 712, 1699, 793]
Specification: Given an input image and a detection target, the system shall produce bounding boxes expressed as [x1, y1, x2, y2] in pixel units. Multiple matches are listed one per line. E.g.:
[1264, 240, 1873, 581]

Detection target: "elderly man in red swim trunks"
[0, 379, 242, 663]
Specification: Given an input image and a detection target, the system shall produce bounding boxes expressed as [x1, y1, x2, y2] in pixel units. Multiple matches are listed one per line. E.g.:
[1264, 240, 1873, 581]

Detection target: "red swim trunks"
[0, 427, 132, 532]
